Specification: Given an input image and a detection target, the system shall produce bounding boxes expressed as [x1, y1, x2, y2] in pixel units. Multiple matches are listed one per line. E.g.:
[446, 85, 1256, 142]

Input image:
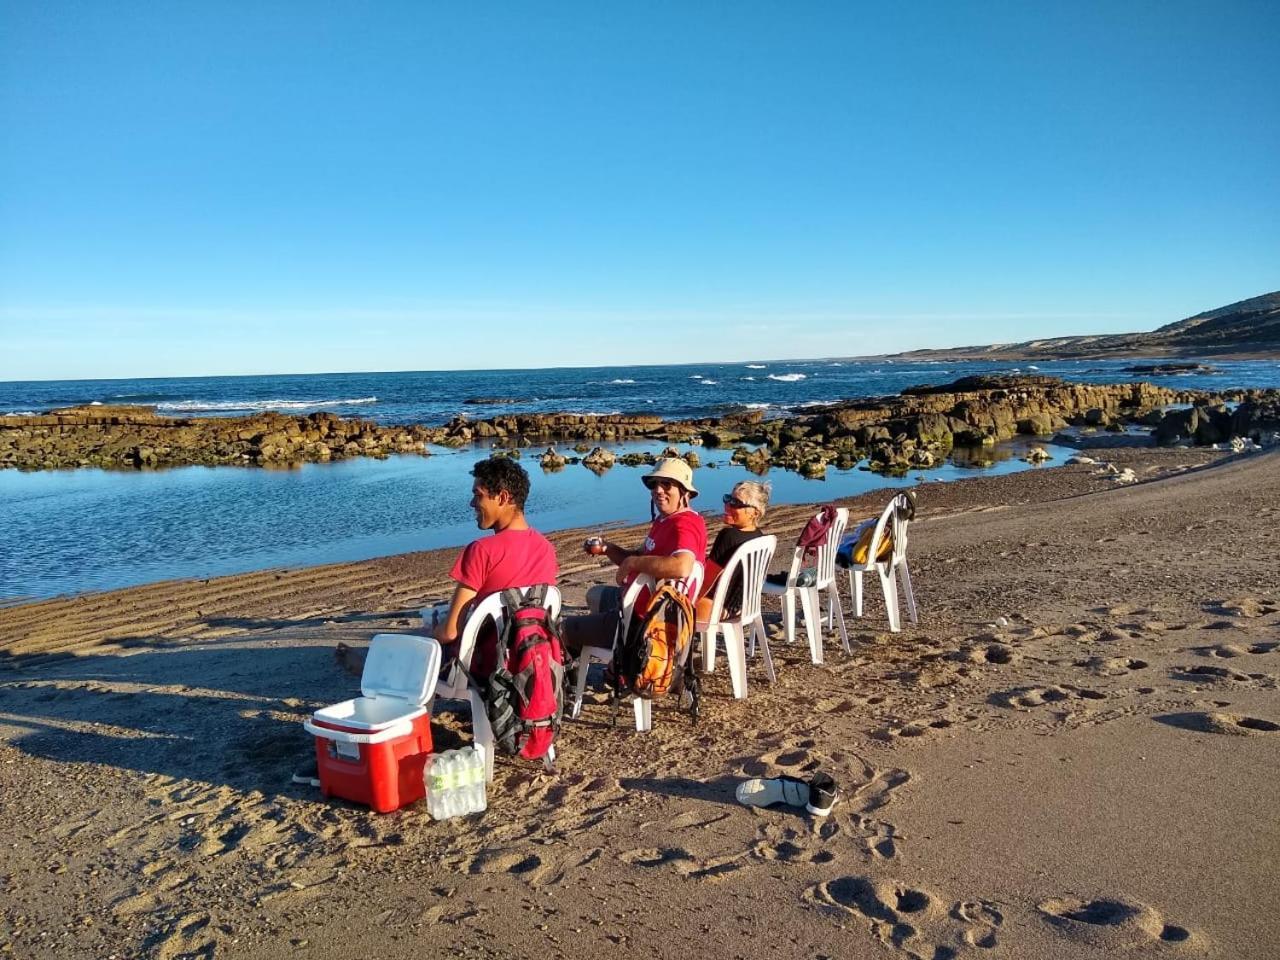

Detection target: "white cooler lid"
[361, 633, 442, 705]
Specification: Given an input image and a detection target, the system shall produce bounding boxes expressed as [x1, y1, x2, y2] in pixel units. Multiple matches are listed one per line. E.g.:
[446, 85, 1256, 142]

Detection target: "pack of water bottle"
[425, 746, 487, 820]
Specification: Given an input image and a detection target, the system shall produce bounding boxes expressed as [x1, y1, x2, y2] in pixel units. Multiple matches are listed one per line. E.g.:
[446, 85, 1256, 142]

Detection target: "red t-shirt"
[448, 527, 558, 677]
[633, 509, 707, 611]
[450, 527, 559, 600]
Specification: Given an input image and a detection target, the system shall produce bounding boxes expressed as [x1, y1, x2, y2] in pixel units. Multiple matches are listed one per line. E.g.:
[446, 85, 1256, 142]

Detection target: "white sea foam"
[742, 376, 755, 381]
[1028, 365, 1040, 370]
[767, 373, 807, 382]
[744, 403, 771, 409]
[690, 374, 703, 379]
[745, 364, 766, 369]
[157, 397, 378, 413]
[700, 379, 718, 385]
[2, 410, 38, 417]
[608, 378, 636, 384]
[89, 400, 103, 406]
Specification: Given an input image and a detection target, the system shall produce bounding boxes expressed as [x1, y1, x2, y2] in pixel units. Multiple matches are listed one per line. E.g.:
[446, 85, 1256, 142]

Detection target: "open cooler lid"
[360, 633, 442, 705]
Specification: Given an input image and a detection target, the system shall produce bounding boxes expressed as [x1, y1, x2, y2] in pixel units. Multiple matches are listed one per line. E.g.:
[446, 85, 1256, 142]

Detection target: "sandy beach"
[2, 445, 1278, 960]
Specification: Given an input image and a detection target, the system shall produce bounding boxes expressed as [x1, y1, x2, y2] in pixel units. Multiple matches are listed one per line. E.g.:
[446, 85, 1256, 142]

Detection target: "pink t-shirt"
[449, 527, 559, 600]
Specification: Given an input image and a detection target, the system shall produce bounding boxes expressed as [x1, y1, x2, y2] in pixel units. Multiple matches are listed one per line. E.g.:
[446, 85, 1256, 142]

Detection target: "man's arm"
[600, 540, 638, 567]
[433, 582, 478, 646]
[616, 550, 694, 585]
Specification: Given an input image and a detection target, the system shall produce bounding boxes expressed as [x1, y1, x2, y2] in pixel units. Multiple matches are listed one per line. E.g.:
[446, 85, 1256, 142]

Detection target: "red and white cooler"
[303, 633, 441, 813]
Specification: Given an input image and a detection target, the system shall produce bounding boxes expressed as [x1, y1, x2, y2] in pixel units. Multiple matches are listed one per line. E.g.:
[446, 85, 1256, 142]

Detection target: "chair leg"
[749, 615, 766, 657]
[758, 622, 777, 683]
[798, 586, 822, 664]
[633, 697, 652, 732]
[828, 584, 850, 653]
[724, 624, 748, 699]
[469, 687, 495, 782]
[878, 565, 901, 633]
[852, 569, 864, 617]
[897, 559, 918, 624]
[570, 651, 591, 720]
[702, 625, 720, 674]
[781, 591, 797, 644]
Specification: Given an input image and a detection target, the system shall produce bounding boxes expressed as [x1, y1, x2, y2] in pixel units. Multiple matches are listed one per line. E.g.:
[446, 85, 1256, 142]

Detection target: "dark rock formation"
[0, 406, 433, 470]
[4, 377, 1277, 474]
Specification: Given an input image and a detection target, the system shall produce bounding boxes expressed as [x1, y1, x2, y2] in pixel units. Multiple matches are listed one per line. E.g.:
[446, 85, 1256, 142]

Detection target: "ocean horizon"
[4, 356, 1278, 603]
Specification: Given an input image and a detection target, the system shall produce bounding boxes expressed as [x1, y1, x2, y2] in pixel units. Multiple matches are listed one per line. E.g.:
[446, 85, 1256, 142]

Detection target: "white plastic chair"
[696, 535, 777, 699]
[762, 508, 849, 664]
[570, 562, 702, 732]
[427, 584, 562, 782]
[848, 493, 917, 633]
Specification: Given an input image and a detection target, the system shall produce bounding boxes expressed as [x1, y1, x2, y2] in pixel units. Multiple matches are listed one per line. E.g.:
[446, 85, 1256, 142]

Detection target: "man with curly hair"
[434, 456, 559, 661]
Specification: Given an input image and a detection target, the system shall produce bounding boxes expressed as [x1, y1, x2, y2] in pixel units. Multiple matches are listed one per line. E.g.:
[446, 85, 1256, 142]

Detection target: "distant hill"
[884, 291, 1280, 361]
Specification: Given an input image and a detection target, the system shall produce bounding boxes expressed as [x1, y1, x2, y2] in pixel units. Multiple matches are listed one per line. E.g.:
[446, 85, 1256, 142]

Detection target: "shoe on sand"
[736, 775, 809, 810]
[735, 772, 840, 816]
[806, 771, 839, 817]
[291, 758, 321, 788]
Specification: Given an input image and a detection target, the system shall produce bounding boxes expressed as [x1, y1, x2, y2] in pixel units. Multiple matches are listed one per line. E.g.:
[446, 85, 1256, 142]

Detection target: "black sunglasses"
[722, 494, 753, 510]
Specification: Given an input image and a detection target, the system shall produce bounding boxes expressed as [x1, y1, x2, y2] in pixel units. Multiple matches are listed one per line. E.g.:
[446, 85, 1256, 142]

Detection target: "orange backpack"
[611, 583, 699, 722]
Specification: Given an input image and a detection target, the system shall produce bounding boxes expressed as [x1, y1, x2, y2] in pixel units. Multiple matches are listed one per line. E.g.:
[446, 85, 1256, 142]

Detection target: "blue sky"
[2, 1, 1278, 381]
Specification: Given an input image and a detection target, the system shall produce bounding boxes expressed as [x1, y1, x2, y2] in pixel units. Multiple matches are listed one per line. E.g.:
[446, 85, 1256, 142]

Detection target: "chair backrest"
[853, 494, 912, 571]
[704, 535, 777, 625]
[889, 493, 912, 564]
[619, 562, 704, 635]
[785, 508, 849, 590]
[440, 585, 562, 696]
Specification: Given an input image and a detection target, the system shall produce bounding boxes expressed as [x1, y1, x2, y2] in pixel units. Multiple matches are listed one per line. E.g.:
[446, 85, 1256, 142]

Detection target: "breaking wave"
[767, 373, 807, 383]
[157, 397, 379, 413]
[745, 364, 766, 369]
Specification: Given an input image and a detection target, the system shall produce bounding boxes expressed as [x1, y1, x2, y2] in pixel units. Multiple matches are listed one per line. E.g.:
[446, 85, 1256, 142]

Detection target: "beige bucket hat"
[642, 457, 699, 497]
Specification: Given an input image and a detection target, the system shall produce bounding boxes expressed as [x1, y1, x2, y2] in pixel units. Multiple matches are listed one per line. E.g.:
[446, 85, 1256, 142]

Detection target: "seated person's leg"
[563, 586, 623, 655]
[694, 595, 714, 624]
[585, 584, 621, 615]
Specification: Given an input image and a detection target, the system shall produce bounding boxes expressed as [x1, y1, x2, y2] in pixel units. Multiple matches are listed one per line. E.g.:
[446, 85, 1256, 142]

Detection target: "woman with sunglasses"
[695, 480, 771, 622]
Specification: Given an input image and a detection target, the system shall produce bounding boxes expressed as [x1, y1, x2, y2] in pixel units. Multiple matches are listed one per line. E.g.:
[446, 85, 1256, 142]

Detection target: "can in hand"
[584, 536, 607, 556]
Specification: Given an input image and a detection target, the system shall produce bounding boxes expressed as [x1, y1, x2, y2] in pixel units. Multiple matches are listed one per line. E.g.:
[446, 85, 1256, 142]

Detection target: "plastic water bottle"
[426, 748, 487, 820]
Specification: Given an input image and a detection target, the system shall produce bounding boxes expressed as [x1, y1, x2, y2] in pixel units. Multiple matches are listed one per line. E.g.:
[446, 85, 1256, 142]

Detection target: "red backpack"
[481, 585, 565, 763]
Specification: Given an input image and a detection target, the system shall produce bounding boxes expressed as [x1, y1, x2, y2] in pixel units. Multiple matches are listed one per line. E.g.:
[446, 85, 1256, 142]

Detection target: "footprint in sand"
[738, 739, 819, 777]
[949, 643, 1019, 666]
[1038, 896, 1199, 950]
[1172, 664, 1265, 684]
[1156, 711, 1280, 736]
[1075, 656, 1148, 676]
[1208, 597, 1280, 619]
[617, 845, 746, 880]
[463, 847, 559, 886]
[873, 717, 955, 741]
[806, 876, 1000, 958]
[993, 685, 1107, 709]
[139, 911, 216, 960]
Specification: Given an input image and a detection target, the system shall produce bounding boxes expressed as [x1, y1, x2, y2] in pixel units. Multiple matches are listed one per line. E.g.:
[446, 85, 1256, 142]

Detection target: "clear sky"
[2, 1, 1278, 381]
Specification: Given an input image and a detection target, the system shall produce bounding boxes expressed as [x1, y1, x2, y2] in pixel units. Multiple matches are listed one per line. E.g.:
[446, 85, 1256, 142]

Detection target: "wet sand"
[2, 445, 1278, 959]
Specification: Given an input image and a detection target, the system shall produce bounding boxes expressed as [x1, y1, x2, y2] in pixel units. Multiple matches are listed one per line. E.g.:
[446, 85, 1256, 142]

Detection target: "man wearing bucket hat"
[562, 457, 707, 655]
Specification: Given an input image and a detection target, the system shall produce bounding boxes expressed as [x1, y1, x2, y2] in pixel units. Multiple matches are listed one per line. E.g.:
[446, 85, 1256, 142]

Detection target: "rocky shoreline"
[2, 376, 1278, 475]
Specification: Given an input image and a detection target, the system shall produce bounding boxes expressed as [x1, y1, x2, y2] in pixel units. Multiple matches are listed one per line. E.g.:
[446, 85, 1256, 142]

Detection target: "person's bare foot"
[333, 642, 366, 677]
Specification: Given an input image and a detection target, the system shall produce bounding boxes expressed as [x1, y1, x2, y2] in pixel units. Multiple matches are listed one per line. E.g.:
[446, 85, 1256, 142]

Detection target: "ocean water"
[2, 357, 1277, 423]
[3, 357, 1278, 602]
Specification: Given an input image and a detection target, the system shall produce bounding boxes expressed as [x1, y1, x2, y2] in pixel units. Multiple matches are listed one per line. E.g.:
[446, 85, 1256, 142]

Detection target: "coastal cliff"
[885, 290, 1280, 362]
